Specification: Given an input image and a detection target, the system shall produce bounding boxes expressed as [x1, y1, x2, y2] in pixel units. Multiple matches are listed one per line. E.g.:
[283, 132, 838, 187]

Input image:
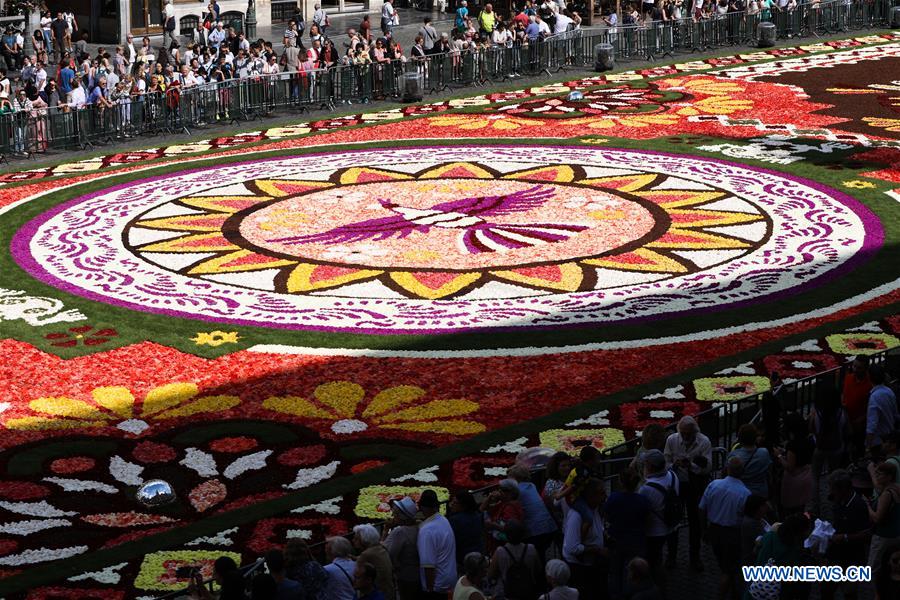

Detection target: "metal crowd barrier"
[2, 0, 897, 159]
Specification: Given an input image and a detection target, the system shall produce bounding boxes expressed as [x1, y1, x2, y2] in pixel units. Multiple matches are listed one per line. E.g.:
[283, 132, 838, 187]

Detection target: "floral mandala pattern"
[12, 145, 881, 334]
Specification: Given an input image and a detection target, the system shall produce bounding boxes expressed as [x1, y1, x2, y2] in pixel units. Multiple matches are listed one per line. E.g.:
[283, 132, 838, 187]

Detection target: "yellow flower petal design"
[373, 399, 480, 424]
[29, 397, 113, 421]
[429, 116, 485, 128]
[363, 386, 427, 418]
[262, 396, 337, 420]
[313, 381, 365, 418]
[141, 383, 199, 417]
[91, 387, 135, 418]
[379, 420, 486, 435]
[3, 416, 108, 430]
[152, 395, 241, 420]
[619, 114, 680, 127]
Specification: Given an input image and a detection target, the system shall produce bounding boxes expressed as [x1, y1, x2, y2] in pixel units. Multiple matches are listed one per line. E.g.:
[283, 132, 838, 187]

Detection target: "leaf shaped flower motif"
[263, 382, 485, 437]
[3, 383, 240, 435]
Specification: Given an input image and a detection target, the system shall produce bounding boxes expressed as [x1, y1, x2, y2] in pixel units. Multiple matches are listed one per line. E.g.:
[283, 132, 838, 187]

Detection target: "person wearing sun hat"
[417, 489, 457, 598]
[384, 497, 421, 600]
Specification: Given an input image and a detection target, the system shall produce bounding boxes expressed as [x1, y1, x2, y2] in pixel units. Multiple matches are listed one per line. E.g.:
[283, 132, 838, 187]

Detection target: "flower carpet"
[1, 34, 900, 598]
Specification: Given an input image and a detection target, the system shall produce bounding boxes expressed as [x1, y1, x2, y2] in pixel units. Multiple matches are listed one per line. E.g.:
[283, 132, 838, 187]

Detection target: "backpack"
[647, 471, 683, 529]
[502, 544, 537, 600]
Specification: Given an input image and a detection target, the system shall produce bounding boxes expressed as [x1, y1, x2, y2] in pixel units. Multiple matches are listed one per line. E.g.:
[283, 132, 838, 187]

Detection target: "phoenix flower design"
[267, 185, 590, 254]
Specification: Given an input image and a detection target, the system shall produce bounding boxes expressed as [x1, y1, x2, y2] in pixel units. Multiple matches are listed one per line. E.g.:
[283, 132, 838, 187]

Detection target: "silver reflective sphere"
[515, 447, 557, 469]
[567, 91, 584, 102]
[136, 479, 176, 507]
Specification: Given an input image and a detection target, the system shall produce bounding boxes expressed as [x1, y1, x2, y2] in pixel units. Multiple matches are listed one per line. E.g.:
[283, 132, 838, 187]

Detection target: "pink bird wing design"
[431, 184, 556, 217]
[267, 214, 428, 246]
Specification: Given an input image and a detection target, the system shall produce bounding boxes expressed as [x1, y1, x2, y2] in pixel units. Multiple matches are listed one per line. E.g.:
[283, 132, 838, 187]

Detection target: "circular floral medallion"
[13, 145, 881, 334]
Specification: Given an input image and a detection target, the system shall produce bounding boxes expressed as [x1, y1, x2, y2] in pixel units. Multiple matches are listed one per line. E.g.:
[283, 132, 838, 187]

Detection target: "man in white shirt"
[323, 536, 356, 600]
[663, 416, 712, 571]
[34, 62, 48, 93]
[124, 34, 137, 72]
[562, 478, 607, 597]
[417, 490, 457, 598]
[69, 82, 87, 109]
[537, 15, 552, 37]
[237, 32, 250, 53]
[639, 450, 679, 594]
[553, 8, 573, 34]
[105, 69, 119, 92]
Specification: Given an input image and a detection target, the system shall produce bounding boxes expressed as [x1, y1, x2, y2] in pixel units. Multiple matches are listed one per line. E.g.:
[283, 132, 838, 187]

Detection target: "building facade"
[23, 0, 383, 46]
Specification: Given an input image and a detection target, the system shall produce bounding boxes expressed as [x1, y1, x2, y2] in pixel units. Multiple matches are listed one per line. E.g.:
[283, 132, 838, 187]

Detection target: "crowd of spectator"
[181, 357, 899, 600]
[0, 0, 870, 141]
[0, 0, 590, 117]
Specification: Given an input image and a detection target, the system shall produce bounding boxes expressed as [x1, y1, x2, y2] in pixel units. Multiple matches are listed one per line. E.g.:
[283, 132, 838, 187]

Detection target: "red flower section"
[101, 526, 176, 549]
[247, 517, 347, 554]
[209, 436, 258, 454]
[351, 459, 388, 473]
[452, 456, 512, 489]
[276, 445, 328, 467]
[44, 326, 118, 348]
[49, 457, 96, 474]
[402, 104, 450, 116]
[857, 148, 900, 183]
[619, 401, 705, 432]
[104, 150, 166, 165]
[132, 441, 177, 464]
[0, 538, 19, 556]
[762, 353, 841, 379]
[218, 492, 287, 513]
[0, 481, 50, 500]
[886, 315, 900, 334]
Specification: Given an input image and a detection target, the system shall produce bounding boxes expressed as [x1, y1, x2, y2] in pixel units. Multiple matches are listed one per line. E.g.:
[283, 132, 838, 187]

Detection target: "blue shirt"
[517, 481, 557, 537]
[324, 557, 356, 600]
[727, 446, 771, 496]
[88, 86, 103, 105]
[867, 384, 900, 445]
[59, 67, 75, 94]
[456, 7, 468, 27]
[525, 23, 541, 40]
[275, 577, 303, 600]
[699, 476, 751, 527]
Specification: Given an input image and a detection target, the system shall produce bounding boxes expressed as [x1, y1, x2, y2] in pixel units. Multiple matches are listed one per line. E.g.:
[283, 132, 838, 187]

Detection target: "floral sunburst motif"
[126, 160, 764, 300]
[3, 384, 240, 434]
[263, 382, 485, 437]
